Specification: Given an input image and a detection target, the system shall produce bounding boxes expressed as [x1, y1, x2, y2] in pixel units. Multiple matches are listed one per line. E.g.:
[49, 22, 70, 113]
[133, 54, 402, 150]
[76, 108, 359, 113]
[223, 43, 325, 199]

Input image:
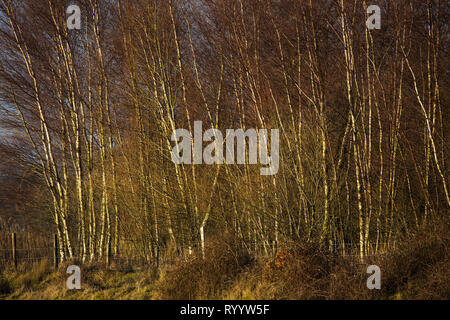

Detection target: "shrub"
[380, 221, 449, 299]
[0, 275, 11, 294]
[158, 235, 252, 299]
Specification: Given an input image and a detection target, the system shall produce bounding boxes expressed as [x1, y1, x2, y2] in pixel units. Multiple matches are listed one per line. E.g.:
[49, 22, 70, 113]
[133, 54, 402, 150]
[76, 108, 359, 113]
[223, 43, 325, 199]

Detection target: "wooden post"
[106, 239, 111, 267]
[11, 232, 17, 269]
[53, 234, 59, 269]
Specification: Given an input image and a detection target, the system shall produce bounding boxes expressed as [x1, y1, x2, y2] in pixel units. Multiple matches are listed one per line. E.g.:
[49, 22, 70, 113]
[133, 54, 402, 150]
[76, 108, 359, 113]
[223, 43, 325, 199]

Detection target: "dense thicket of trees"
[0, 0, 448, 264]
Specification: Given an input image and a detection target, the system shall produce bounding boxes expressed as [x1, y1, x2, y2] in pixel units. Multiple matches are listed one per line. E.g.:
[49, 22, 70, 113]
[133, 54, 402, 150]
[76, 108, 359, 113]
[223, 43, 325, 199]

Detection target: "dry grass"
[0, 223, 448, 300]
[156, 236, 252, 299]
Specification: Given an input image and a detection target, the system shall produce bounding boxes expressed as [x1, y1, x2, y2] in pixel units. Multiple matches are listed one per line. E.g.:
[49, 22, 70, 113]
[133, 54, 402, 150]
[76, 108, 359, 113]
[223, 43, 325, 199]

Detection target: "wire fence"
[0, 247, 157, 270]
[0, 232, 393, 270]
[0, 232, 159, 270]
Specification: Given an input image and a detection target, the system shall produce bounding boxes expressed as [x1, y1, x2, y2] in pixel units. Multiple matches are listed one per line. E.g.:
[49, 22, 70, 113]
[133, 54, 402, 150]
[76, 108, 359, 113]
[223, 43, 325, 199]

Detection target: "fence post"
[53, 234, 59, 269]
[106, 239, 111, 267]
[11, 232, 17, 269]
